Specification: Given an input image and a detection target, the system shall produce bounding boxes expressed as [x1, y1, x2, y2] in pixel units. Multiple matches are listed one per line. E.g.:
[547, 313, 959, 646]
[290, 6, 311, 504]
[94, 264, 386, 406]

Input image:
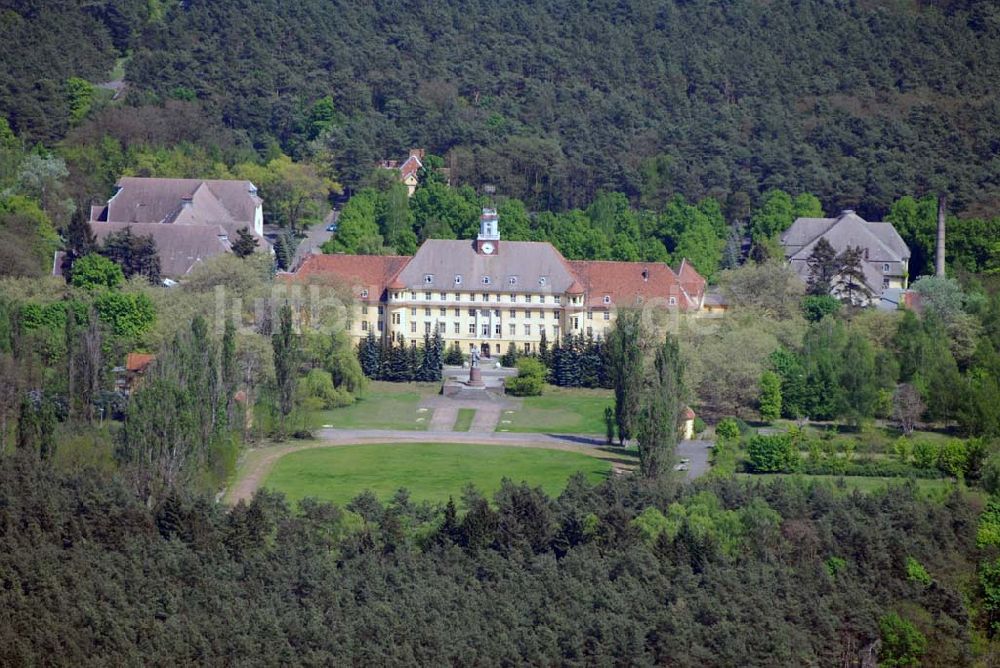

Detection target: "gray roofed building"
[91, 221, 233, 278]
[392, 239, 580, 294]
[90, 176, 270, 278]
[780, 209, 910, 305]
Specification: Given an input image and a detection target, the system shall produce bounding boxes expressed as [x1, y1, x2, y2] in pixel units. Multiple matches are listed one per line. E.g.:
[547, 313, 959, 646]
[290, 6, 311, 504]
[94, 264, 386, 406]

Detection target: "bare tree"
[892, 383, 925, 436]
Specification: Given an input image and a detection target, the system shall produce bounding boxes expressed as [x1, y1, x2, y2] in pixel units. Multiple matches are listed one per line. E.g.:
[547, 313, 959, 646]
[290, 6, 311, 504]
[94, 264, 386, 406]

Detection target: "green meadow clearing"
[264, 443, 613, 505]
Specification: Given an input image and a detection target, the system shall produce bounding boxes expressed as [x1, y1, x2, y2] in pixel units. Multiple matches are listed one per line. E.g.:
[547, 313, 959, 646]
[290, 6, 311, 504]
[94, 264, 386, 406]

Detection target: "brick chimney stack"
[935, 194, 947, 277]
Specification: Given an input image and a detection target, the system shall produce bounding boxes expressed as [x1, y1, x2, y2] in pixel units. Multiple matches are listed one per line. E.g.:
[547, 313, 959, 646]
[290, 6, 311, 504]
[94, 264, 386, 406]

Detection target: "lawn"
[264, 443, 613, 505]
[311, 381, 438, 431]
[453, 409, 475, 432]
[500, 385, 613, 434]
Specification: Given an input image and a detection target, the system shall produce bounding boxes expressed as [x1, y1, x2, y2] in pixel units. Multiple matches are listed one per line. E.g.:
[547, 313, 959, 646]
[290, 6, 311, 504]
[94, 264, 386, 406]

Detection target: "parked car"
[325, 223, 338, 232]
[673, 463, 689, 472]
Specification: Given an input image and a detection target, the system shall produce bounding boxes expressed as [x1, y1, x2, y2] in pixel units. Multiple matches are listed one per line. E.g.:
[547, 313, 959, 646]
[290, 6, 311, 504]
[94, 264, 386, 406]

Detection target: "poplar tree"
[636, 335, 683, 478]
[608, 310, 643, 446]
[272, 304, 298, 438]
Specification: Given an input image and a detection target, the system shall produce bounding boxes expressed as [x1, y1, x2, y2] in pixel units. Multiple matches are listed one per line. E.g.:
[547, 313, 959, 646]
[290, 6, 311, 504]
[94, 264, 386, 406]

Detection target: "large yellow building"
[290, 209, 707, 357]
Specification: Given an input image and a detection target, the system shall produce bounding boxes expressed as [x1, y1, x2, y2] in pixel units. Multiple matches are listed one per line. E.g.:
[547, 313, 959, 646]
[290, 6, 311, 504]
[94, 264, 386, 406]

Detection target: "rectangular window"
[377, 320, 383, 332]
[553, 325, 560, 338]
[586, 326, 593, 337]
[468, 323, 476, 334]
[378, 305, 384, 315]
[440, 307, 447, 316]
[454, 308, 460, 317]
[524, 324, 531, 336]
[425, 322, 431, 334]
[438, 322, 446, 334]
[425, 292, 432, 300]
[523, 342, 532, 354]
[882, 263, 891, 273]
[481, 324, 489, 336]
[603, 310, 610, 320]
[440, 293, 446, 300]
[468, 308, 476, 317]
[572, 317, 580, 329]
[526, 310, 533, 319]
[424, 308, 431, 316]
[509, 309, 516, 318]
[410, 292, 416, 300]
[410, 322, 416, 333]
[362, 321, 369, 331]
[453, 322, 460, 333]
[495, 294, 501, 302]
[509, 323, 516, 336]
[587, 310, 593, 320]
[361, 305, 368, 315]
[494, 323, 501, 335]
[410, 308, 416, 316]
[391, 313, 401, 325]
[482, 293, 489, 301]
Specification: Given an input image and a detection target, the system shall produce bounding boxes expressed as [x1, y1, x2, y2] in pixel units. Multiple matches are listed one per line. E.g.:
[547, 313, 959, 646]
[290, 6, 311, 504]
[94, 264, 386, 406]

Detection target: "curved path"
[225, 428, 641, 505]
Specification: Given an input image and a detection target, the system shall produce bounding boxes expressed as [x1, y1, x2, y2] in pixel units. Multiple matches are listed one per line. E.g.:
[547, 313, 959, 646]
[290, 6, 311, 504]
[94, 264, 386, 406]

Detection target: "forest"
[3, 0, 1000, 217]
[4, 0, 1000, 664]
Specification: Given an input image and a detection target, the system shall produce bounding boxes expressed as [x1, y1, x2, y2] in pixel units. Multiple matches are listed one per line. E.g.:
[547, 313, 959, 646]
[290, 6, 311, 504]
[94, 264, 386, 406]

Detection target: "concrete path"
[676, 439, 712, 479]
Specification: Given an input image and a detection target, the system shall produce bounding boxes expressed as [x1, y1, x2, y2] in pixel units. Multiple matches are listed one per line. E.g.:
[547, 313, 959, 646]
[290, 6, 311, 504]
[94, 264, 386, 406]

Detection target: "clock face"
[481, 242, 495, 255]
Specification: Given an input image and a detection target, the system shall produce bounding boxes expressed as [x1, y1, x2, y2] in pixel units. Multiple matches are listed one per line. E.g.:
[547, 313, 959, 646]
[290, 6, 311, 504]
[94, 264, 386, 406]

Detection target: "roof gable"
[103, 177, 261, 226]
[782, 211, 909, 262]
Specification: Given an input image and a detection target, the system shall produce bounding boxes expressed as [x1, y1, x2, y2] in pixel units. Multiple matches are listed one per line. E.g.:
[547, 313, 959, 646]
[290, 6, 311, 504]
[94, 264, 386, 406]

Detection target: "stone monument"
[468, 348, 485, 387]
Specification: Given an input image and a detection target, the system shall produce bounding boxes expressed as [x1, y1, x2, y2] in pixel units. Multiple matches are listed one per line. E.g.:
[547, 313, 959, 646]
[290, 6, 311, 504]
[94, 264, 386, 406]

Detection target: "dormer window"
[454, 274, 462, 285]
[668, 296, 677, 306]
[424, 274, 434, 284]
[360, 289, 369, 299]
[882, 263, 890, 273]
[538, 276, 548, 287]
[482, 276, 491, 285]
[603, 295, 611, 304]
[508, 276, 517, 286]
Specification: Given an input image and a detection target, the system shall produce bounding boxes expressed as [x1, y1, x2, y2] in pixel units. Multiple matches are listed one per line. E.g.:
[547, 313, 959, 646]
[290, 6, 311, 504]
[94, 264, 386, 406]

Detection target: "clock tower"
[476, 207, 500, 255]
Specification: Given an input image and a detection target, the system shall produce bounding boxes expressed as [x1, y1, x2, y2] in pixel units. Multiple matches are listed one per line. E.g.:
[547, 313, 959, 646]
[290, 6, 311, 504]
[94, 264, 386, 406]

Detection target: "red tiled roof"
[287, 254, 411, 301]
[676, 258, 707, 299]
[567, 259, 703, 310]
[126, 353, 155, 373]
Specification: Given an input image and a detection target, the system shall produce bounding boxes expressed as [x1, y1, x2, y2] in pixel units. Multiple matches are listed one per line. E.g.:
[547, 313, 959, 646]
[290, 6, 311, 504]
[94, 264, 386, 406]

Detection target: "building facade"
[289, 209, 707, 356]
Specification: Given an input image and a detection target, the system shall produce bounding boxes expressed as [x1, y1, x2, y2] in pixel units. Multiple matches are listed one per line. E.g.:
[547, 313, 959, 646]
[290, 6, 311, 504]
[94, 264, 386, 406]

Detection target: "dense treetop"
[3, 0, 1000, 215]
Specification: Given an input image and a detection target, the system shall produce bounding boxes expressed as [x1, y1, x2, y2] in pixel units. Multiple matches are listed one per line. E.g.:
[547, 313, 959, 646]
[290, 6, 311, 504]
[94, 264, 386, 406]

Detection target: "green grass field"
[311, 381, 438, 431]
[264, 443, 612, 505]
[500, 386, 613, 434]
[453, 409, 475, 432]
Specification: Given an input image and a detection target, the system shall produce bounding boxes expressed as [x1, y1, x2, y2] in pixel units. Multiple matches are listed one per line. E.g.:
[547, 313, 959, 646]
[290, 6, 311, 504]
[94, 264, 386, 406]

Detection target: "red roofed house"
[115, 352, 155, 395]
[285, 208, 706, 358]
[379, 149, 426, 197]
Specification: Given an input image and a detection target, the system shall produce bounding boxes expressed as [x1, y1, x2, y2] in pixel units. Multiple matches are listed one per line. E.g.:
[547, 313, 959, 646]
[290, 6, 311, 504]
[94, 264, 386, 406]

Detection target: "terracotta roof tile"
[288, 253, 411, 300]
[125, 353, 155, 373]
[567, 259, 704, 310]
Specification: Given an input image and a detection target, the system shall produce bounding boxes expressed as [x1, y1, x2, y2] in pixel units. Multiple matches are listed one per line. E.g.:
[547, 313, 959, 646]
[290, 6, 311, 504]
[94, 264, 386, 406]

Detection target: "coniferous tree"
[834, 246, 872, 305]
[806, 237, 839, 296]
[501, 342, 518, 368]
[357, 331, 381, 378]
[443, 340, 464, 366]
[538, 329, 551, 367]
[231, 227, 260, 258]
